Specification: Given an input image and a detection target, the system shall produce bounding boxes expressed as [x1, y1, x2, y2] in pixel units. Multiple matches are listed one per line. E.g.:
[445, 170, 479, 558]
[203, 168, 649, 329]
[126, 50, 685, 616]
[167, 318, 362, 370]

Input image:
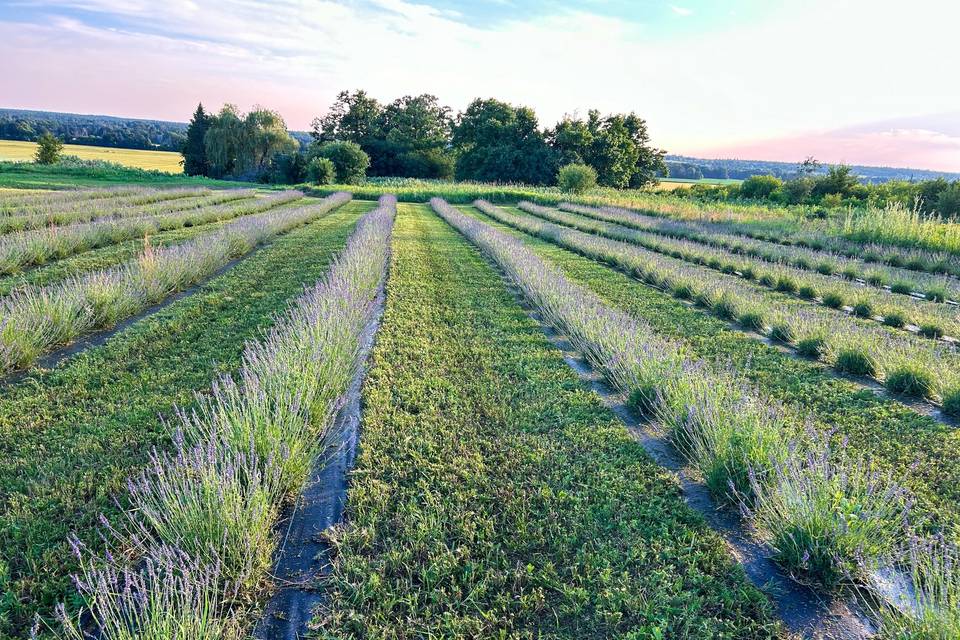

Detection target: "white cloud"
[2, 0, 960, 170]
[670, 5, 693, 16]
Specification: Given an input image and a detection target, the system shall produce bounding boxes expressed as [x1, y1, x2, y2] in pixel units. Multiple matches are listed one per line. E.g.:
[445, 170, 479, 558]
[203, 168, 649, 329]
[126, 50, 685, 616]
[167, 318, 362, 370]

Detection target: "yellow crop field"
[0, 139, 183, 173]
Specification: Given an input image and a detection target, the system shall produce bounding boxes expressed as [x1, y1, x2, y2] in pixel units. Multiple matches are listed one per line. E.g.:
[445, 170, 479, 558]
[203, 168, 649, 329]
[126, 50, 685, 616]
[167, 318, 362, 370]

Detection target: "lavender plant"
[0, 192, 350, 374]
[56, 195, 396, 639]
[487, 201, 960, 407]
[0, 190, 297, 274]
[873, 535, 960, 638]
[741, 432, 911, 588]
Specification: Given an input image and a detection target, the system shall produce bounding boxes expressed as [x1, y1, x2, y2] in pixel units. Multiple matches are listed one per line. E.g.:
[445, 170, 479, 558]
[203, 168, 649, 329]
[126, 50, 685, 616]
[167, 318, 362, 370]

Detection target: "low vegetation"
[315, 202, 778, 638]
[0, 200, 373, 636]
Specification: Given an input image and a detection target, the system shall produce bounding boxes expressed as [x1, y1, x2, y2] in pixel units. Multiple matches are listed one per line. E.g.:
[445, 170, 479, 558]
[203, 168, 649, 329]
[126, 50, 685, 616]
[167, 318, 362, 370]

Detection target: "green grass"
[0, 160, 255, 190]
[0, 200, 373, 638]
[313, 203, 779, 639]
[462, 205, 960, 544]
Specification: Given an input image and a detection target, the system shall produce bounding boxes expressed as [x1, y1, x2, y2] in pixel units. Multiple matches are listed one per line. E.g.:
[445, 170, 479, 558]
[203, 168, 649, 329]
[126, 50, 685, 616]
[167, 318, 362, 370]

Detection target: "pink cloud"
[687, 115, 960, 173]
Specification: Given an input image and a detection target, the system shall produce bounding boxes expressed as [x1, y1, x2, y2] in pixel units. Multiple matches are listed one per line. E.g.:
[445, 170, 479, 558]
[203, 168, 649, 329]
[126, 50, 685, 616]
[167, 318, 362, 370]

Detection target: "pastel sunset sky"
[3, 0, 959, 171]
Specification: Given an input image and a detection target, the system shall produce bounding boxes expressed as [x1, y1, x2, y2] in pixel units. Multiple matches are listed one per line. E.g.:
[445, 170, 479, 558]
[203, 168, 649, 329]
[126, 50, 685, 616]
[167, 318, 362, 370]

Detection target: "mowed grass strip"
[463, 205, 960, 543]
[0, 200, 373, 638]
[314, 204, 779, 639]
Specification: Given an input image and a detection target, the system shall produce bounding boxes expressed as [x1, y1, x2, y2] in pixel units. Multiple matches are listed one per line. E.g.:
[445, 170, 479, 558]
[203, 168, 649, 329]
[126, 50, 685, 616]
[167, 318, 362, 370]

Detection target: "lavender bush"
[492, 201, 960, 407]
[0, 190, 296, 274]
[55, 195, 395, 639]
[0, 192, 351, 373]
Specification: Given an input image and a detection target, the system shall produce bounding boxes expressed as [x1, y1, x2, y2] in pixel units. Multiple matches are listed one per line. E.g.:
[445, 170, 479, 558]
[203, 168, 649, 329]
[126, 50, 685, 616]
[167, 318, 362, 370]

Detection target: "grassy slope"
[0, 140, 183, 173]
[314, 203, 779, 639]
[0, 200, 374, 638]
[464, 205, 960, 542]
[0, 161, 254, 190]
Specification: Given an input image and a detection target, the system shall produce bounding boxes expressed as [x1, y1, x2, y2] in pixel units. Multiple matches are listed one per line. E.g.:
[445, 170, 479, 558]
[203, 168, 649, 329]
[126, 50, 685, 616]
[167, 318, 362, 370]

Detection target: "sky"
[2, 0, 959, 171]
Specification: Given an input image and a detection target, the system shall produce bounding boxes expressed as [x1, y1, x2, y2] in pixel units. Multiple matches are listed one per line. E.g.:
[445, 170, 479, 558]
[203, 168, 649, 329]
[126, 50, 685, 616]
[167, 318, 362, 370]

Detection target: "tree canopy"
[312, 90, 666, 187]
[202, 105, 298, 180]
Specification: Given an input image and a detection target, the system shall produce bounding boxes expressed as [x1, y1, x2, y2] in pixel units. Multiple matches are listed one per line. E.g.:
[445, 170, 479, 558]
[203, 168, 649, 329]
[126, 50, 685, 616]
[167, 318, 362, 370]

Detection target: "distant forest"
[0, 108, 312, 152]
[665, 154, 960, 183]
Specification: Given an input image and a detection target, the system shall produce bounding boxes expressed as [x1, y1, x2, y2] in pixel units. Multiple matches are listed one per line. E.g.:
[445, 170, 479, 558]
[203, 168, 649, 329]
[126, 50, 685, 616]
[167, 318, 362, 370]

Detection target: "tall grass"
[844, 203, 960, 256]
[0, 192, 348, 374]
[55, 195, 396, 639]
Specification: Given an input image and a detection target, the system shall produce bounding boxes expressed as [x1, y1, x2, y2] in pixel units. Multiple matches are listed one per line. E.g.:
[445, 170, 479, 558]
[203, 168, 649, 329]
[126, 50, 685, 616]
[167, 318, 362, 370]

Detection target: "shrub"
[886, 364, 936, 398]
[873, 536, 960, 639]
[313, 140, 369, 184]
[890, 280, 916, 295]
[815, 261, 837, 276]
[775, 275, 799, 294]
[918, 323, 944, 339]
[34, 132, 64, 165]
[851, 299, 875, 318]
[557, 163, 598, 195]
[865, 271, 888, 287]
[306, 157, 336, 185]
[943, 387, 960, 416]
[739, 174, 783, 199]
[822, 291, 846, 309]
[739, 309, 767, 331]
[770, 322, 795, 344]
[883, 311, 906, 328]
[798, 284, 818, 300]
[835, 347, 876, 376]
[925, 285, 948, 303]
[797, 335, 827, 358]
[744, 436, 909, 588]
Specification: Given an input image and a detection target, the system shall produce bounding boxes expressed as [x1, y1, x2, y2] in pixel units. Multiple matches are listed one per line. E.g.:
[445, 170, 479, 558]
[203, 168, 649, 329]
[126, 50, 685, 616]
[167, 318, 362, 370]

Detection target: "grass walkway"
[0, 200, 373, 638]
[463, 204, 960, 544]
[313, 204, 779, 639]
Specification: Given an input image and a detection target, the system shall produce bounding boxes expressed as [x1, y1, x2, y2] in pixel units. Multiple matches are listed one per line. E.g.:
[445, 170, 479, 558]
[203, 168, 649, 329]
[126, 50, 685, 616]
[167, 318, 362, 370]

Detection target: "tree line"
[0, 108, 186, 151]
[180, 91, 667, 189]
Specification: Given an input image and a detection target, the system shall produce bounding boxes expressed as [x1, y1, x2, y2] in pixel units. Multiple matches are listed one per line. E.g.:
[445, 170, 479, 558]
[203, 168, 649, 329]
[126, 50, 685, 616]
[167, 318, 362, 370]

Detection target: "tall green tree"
[181, 103, 211, 176]
[204, 105, 297, 179]
[549, 110, 665, 188]
[243, 107, 298, 173]
[452, 98, 555, 185]
[312, 90, 382, 148]
[378, 94, 453, 178]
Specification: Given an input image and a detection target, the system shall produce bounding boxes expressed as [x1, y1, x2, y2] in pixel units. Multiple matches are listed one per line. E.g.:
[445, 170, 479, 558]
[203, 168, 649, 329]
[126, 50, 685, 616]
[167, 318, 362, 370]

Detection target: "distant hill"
[0, 108, 314, 153]
[665, 154, 960, 184]
[0, 108, 189, 151]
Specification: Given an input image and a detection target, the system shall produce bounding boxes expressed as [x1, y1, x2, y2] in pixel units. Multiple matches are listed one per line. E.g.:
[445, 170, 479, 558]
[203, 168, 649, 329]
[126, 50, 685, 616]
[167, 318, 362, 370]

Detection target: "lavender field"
[0, 186, 957, 640]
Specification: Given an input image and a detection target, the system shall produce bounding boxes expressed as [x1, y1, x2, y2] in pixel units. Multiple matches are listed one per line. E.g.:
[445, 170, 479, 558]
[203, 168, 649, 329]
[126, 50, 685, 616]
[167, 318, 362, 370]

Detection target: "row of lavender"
[484, 201, 959, 412]
[53, 195, 396, 639]
[435, 198, 958, 637]
[552, 202, 960, 341]
[563, 202, 960, 303]
[0, 192, 350, 374]
[0, 190, 301, 276]
[537, 203, 960, 343]
[0, 187, 216, 229]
